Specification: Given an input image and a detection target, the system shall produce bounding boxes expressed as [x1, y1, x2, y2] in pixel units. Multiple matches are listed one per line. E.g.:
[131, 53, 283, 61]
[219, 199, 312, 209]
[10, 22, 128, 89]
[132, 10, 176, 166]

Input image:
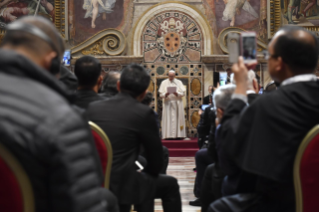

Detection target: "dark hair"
[102, 71, 120, 95]
[120, 64, 150, 97]
[141, 92, 153, 105]
[74, 56, 101, 88]
[273, 26, 319, 73]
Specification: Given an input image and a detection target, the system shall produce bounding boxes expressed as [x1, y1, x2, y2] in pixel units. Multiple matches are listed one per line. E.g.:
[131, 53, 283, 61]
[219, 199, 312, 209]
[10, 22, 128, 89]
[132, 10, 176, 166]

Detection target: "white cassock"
[159, 78, 186, 139]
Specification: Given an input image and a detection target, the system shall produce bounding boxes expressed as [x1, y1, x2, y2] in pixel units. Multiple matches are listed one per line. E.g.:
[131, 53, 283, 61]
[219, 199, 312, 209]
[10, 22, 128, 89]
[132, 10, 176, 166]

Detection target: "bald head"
[1, 16, 64, 72]
[271, 26, 318, 74]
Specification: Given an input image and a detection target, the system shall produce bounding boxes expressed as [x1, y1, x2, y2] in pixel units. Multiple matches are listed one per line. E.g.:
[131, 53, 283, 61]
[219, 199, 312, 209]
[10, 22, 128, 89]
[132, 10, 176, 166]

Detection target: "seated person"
[203, 85, 214, 104]
[0, 16, 115, 212]
[218, 70, 259, 197]
[209, 26, 319, 212]
[200, 84, 236, 212]
[264, 80, 277, 92]
[197, 103, 214, 148]
[59, 65, 78, 92]
[189, 104, 215, 207]
[87, 64, 182, 212]
[99, 71, 121, 99]
[73, 56, 104, 109]
[141, 92, 169, 174]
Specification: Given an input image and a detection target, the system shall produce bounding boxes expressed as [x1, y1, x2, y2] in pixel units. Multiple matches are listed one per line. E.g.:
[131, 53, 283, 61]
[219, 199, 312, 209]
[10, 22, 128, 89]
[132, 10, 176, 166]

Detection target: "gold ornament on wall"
[71, 29, 126, 57]
[82, 42, 104, 55]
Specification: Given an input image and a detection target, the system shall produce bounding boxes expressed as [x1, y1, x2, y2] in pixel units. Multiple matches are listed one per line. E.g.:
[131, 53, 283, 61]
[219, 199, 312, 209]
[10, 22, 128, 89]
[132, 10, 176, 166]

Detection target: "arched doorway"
[132, 2, 214, 137]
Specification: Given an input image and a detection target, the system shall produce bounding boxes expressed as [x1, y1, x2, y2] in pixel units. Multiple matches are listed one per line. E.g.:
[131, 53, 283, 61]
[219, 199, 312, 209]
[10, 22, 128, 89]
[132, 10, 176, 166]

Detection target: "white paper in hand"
[167, 86, 177, 94]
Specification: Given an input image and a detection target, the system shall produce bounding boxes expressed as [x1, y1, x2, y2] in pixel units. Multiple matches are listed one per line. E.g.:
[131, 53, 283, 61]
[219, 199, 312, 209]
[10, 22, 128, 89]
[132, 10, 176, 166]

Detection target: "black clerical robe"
[218, 80, 319, 211]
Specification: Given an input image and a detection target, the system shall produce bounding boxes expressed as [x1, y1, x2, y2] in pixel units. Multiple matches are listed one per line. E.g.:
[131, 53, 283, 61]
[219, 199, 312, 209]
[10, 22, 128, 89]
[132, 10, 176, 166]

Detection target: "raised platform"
[162, 138, 199, 157]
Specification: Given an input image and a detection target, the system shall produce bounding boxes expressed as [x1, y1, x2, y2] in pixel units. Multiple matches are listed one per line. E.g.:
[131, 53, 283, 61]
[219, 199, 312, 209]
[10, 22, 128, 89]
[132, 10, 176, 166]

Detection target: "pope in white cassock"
[159, 70, 186, 139]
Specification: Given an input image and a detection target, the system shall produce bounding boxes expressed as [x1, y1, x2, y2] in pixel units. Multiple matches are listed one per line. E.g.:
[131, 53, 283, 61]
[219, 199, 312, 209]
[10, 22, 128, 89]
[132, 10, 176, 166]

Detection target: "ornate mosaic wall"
[142, 11, 203, 64]
[144, 63, 204, 138]
[140, 11, 206, 137]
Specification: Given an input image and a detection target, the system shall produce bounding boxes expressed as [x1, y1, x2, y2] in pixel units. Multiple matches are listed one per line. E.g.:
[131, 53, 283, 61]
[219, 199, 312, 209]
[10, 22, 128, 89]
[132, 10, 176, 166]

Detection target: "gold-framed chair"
[294, 125, 319, 212]
[89, 121, 113, 189]
[0, 143, 34, 212]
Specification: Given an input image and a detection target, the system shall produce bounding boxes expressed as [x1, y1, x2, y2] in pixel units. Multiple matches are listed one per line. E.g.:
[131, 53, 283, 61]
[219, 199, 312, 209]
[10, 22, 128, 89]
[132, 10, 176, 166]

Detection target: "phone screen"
[63, 50, 71, 66]
[242, 36, 256, 62]
[201, 104, 210, 111]
[219, 72, 227, 86]
[259, 87, 264, 94]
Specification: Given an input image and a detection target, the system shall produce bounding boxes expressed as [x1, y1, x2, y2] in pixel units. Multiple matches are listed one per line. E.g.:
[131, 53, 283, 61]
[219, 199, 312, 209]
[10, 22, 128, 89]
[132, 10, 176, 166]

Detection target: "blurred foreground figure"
[0, 16, 116, 212]
[209, 26, 319, 212]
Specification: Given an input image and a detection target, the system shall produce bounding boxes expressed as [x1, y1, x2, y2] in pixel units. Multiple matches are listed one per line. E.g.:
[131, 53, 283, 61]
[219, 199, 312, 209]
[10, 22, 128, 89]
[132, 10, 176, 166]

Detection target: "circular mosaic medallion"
[156, 66, 165, 75]
[180, 66, 189, 75]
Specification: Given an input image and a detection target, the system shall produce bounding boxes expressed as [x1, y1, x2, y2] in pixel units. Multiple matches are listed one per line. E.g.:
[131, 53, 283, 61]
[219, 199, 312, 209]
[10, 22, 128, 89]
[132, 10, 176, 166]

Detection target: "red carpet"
[162, 138, 199, 157]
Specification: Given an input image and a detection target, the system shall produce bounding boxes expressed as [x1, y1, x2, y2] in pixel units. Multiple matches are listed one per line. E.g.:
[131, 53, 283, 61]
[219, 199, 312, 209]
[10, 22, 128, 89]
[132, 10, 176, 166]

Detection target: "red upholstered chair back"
[0, 143, 34, 212]
[89, 121, 113, 189]
[294, 125, 319, 212]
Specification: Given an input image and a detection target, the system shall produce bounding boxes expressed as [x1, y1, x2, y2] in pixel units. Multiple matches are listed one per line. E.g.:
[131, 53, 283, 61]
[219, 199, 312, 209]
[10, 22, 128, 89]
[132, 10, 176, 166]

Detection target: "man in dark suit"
[87, 64, 182, 212]
[73, 56, 104, 109]
[203, 85, 213, 104]
[99, 71, 121, 99]
[59, 65, 78, 91]
[209, 26, 319, 212]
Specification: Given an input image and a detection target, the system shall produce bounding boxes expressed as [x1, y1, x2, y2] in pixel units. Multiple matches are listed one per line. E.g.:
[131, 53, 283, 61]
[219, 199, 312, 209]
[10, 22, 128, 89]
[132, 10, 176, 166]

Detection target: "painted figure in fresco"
[83, 0, 116, 28]
[284, 0, 318, 24]
[301, 0, 317, 17]
[0, 0, 54, 24]
[283, 0, 301, 24]
[221, 0, 259, 26]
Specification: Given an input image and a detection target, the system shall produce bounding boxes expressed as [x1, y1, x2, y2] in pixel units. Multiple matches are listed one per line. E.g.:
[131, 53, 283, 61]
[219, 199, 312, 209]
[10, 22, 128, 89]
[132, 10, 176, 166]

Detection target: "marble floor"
[155, 157, 201, 212]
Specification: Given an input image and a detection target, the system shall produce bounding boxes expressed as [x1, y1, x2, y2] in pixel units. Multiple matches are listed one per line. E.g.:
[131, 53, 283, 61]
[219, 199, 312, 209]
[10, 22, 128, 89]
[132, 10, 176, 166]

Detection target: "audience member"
[264, 80, 277, 92]
[99, 71, 121, 98]
[217, 71, 259, 198]
[141, 92, 170, 174]
[203, 85, 214, 104]
[200, 85, 235, 212]
[73, 56, 104, 109]
[189, 103, 215, 207]
[209, 26, 319, 212]
[87, 64, 182, 212]
[0, 17, 116, 212]
[197, 103, 214, 148]
[230, 69, 259, 103]
[59, 65, 78, 91]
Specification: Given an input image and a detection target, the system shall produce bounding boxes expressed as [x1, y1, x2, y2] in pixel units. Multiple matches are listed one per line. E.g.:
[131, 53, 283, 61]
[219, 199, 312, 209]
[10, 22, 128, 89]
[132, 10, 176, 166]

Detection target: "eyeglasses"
[263, 50, 278, 60]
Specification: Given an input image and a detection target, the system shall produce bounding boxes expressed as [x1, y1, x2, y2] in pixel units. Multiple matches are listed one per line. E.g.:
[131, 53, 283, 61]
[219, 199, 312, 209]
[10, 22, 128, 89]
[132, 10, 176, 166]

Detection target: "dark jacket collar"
[76, 89, 98, 96]
[0, 49, 74, 102]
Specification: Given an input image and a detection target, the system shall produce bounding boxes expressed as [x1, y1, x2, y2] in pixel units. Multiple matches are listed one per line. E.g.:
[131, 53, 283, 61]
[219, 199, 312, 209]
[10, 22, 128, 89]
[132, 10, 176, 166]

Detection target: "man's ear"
[117, 81, 121, 92]
[137, 90, 147, 102]
[217, 108, 224, 118]
[43, 51, 57, 72]
[97, 75, 103, 87]
[277, 57, 284, 72]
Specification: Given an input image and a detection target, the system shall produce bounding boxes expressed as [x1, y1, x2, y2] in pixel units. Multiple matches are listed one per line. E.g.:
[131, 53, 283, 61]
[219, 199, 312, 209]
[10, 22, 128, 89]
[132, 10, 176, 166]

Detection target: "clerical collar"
[281, 74, 317, 87]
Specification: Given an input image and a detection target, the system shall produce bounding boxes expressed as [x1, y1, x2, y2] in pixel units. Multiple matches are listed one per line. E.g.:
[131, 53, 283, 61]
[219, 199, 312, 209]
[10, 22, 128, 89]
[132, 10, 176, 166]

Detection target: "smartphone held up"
[227, 32, 257, 64]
